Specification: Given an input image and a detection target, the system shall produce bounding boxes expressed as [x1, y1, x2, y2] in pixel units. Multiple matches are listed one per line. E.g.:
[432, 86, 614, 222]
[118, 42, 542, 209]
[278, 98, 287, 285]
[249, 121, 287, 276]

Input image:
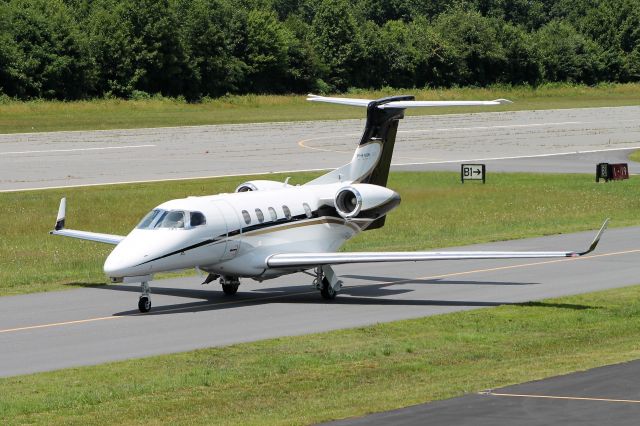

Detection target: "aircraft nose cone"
[104, 247, 150, 278]
[103, 251, 128, 277]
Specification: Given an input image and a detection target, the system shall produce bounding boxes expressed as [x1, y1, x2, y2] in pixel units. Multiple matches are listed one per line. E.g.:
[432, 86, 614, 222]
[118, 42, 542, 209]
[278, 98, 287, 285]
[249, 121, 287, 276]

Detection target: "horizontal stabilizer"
[307, 94, 512, 109]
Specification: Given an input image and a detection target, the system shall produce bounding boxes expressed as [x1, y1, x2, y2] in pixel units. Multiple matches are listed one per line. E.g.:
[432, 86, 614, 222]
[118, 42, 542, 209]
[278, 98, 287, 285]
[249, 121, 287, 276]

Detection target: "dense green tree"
[176, 0, 246, 98]
[0, 2, 24, 96]
[311, 0, 364, 90]
[282, 15, 324, 93]
[498, 23, 543, 85]
[410, 16, 460, 87]
[87, 0, 192, 98]
[242, 9, 291, 93]
[434, 9, 507, 86]
[3, 0, 95, 99]
[377, 20, 419, 88]
[85, 0, 135, 97]
[0, 0, 637, 100]
[534, 20, 604, 84]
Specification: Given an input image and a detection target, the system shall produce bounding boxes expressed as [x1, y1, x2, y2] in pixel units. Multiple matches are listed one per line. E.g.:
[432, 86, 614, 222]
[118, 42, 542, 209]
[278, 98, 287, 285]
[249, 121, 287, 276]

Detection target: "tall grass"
[0, 83, 639, 134]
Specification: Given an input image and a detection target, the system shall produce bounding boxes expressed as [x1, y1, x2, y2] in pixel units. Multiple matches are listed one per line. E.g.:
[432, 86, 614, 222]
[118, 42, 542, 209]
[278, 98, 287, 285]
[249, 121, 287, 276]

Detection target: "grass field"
[1, 171, 639, 297]
[0, 83, 639, 134]
[2, 283, 640, 425]
[629, 150, 640, 163]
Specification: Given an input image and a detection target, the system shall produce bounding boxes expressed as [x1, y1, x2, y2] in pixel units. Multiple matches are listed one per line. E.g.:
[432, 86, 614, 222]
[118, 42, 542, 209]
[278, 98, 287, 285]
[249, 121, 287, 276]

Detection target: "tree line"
[0, 0, 639, 100]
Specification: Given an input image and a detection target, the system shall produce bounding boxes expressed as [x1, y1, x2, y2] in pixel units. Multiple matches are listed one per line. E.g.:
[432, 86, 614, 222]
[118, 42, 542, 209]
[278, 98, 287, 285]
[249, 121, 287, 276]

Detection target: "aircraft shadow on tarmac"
[73, 278, 596, 316]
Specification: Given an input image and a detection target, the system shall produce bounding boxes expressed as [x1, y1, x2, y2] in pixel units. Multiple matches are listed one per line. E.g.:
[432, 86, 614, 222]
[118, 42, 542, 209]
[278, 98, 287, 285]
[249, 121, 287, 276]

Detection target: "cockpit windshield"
[136, 209, 206, 230]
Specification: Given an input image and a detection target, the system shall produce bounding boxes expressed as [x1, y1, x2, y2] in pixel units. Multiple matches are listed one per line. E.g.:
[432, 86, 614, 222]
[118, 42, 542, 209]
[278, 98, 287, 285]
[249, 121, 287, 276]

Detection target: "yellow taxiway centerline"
[1, 247, 638, 334]
[482, 391, 640, 404]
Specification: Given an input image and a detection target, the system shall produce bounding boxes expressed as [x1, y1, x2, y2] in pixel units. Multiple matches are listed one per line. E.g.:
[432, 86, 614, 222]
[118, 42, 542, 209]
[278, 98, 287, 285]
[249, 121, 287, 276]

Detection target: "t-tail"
[305, 94, 512, 229]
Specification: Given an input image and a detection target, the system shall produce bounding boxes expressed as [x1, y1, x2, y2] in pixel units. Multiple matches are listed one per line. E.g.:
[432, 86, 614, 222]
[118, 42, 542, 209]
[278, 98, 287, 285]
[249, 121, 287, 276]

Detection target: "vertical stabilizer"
[356, 96, 413, 186]
[306, 95, 413, 188]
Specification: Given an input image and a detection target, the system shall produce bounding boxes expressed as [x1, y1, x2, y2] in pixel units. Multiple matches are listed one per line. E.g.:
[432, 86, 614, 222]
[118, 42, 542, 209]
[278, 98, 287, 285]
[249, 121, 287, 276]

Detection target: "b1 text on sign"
[461, 164, 486, 183]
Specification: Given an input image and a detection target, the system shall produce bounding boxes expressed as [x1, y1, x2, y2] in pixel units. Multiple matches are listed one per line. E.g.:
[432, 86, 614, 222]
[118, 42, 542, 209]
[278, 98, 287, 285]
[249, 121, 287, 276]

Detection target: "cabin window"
[157, 210, 185, 229]
[255, 208, 265, 223]
[190, 211, 206, 227]
[268, 207, 277, 221]
[242, 210, 251, 225]
[137, 209, 163, 229]
[282, 205, 291, 220]
[303, 203, 312, 218]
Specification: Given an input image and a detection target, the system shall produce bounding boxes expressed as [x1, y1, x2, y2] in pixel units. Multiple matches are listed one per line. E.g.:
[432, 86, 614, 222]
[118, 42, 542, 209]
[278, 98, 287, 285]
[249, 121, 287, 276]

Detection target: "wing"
[49, 198, 125, 245]
[266, 219, 609, 269]
[307, 94, 512, 109]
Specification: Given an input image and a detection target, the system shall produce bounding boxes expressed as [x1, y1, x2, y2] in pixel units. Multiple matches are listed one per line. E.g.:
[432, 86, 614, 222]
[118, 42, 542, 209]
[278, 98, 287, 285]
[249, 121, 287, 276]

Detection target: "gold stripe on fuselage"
[241, 217, 362, 237]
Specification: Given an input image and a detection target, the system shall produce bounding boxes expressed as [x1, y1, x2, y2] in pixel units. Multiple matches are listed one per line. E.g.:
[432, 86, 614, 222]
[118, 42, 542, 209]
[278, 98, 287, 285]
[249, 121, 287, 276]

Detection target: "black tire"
[222, 283, 239, 296]
[320, 277, 337, 300]
[138, 296, 152, 313]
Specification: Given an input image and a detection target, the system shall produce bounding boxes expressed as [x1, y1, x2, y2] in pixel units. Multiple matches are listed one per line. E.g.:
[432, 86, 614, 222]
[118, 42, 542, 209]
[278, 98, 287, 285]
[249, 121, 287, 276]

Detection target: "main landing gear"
[138, 280, 151, 313]
[313, 266, 343, 300]
[220, 276, 240, 295]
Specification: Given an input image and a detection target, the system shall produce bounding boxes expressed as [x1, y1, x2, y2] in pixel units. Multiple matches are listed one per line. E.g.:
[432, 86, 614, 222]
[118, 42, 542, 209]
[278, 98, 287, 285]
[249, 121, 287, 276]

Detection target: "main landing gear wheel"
[220, 276, 240, 296]
[222, 283, 239, 295]
[320, 277, 337, 300]
[315, 266, 342, 300]
[138, 296, 151, 313]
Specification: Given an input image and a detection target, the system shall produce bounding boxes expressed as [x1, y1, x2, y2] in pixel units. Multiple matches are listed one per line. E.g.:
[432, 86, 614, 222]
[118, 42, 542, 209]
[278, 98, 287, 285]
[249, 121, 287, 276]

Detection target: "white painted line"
[1, 145, 638, 193]
[392, 145, 640, 166]
[0, 144, 156, 156]
[0, 167, 332, 193]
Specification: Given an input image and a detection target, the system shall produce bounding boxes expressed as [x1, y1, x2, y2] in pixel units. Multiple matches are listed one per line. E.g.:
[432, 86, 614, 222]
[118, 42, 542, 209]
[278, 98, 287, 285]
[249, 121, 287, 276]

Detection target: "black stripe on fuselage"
[137, 237, 226, 265]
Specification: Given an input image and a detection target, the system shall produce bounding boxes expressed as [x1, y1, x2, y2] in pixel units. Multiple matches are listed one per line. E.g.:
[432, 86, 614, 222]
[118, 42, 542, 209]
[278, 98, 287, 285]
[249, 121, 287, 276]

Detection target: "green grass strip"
[2, 171, 639, 297]
[1, 83, 639, 134]
[2, 284, 640, 425]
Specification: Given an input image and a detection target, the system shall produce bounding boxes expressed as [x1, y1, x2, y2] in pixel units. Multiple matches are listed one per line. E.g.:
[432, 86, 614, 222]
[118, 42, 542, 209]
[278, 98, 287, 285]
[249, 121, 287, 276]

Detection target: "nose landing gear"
[138, 280, 152, 313]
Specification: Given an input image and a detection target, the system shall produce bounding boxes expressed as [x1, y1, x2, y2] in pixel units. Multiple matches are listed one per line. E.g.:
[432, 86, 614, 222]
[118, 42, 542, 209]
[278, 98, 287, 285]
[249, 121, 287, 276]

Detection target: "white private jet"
[51, 94, 608, 312]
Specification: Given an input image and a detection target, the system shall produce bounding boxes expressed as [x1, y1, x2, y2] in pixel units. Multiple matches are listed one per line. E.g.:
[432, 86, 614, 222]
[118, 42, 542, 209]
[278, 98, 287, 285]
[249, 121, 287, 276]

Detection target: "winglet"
[493, 98, 513, 105]
[575, 218, 609, 256]
[54, 197, 66, 231]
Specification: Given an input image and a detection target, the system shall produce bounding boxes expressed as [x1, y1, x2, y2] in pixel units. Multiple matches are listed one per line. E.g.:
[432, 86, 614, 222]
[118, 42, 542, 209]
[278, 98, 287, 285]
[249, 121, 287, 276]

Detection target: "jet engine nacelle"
[334, 184, 401, 219]
[235, 180, 292, 192]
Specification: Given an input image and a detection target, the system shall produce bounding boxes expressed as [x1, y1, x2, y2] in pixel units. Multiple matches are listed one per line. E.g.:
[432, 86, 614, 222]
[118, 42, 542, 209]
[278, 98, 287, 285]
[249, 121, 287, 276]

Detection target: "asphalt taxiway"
[1, 106, 639, 191]
[326, 360, 640, 425]
[1, 225, 639, 377]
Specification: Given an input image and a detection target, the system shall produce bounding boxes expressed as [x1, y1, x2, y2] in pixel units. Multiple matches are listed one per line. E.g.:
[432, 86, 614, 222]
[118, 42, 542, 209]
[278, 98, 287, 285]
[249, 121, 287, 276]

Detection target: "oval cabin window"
[241, 210, 251, 225]
[282, 205, 291, 220]
[303, 203, 312, 218]
[268, 207, 277, 221]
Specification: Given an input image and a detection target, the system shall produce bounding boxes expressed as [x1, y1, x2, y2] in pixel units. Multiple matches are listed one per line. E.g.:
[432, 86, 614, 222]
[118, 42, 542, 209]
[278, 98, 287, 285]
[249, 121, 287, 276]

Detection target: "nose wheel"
[138, 295, 152, 312]
[138, 281, 152, 312]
